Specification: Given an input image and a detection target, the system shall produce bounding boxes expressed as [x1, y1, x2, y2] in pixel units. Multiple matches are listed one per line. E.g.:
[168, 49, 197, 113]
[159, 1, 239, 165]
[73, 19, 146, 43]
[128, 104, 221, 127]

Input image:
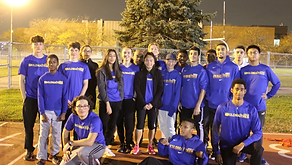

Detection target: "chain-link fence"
[1, 41, 291, 89]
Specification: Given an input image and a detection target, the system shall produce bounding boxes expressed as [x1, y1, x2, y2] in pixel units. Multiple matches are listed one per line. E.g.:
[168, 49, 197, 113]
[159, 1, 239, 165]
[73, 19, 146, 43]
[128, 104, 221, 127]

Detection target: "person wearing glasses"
[79, 45, 99, 109]
[240, 45, 281, 165]
[61, 95, 105, 165]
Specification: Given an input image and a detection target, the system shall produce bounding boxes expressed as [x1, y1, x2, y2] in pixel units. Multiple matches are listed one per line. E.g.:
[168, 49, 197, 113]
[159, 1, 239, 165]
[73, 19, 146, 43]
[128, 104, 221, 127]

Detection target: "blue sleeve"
[168, 73, 181, 117]
[18, 58, 27, 76]
[83, 65, 91, 80]
[212, 105, 222, 155]
[64, 114, 74, 131]
[199, 69, 208, 91]
[37, 76, 45, 114]
[158, 138, 169, 156]
[198, 152, 209, 165]
[233, 66, 240, 79]
[266, 68, 281, 99]
[242, 106, 262, 146]
[61, 77, 68, 114]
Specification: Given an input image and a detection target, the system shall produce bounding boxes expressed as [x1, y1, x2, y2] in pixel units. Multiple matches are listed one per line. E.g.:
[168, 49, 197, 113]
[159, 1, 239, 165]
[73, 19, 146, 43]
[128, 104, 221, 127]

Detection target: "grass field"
[0, 89, 291, 133]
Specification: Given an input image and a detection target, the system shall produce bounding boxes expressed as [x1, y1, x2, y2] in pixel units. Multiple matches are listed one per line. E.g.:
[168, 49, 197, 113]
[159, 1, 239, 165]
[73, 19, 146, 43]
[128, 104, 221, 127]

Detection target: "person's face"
[177, 53, 188, 65]
[69, 47, 80, 59]
[231, 84, 246, 101]
[247, 48, 260, 63]
[47, 57, 58, 72]
[122, 48, 132, 62]
[148, 45, 159, 58]
[133, 51, 144, 66]
[206, 52, 216, 64]
[82, 47, 92, 60]
[189, 50, 199, 63]
[233, 48, 245, 63]
[165, 59, 177, 70]
[75, 99, 90, 119]
[216, 45, 227, 60]
[179, 121, 194, 138]
[108, 51, 117, 65]
[144, 55, 155, 70]
[32, 42, 44, 54]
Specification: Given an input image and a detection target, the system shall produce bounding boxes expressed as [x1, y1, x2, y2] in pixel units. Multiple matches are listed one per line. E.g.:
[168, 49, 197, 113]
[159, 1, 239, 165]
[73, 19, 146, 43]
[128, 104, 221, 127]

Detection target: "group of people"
[18, 35, 281, 165]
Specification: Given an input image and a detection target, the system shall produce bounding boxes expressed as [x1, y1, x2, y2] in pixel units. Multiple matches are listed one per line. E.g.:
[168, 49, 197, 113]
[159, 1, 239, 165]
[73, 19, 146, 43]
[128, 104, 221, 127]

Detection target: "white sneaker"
[105, 147, 116, 157]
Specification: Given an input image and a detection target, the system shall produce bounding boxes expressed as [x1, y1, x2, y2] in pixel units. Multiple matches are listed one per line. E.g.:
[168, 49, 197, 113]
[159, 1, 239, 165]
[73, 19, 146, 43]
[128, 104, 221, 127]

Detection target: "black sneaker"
[125, 145, 132, 154]
[48, 154, 60, 164]
[153, 138, 158, 146]
[37, 159, 46, 165]
[23, 151, 34, 161]
[117, 144, 126, 153]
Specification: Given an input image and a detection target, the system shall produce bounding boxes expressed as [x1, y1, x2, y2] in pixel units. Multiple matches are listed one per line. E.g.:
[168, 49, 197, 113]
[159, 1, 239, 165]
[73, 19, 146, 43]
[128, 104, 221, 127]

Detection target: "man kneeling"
[212, 78, 264, 165]
[61, 96, 105, 165]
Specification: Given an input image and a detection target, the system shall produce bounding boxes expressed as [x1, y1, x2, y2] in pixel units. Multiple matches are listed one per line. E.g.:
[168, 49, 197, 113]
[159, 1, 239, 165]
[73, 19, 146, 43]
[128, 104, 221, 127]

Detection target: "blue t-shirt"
[107, 71, 122, 102]
[156, 59, 166, 72]
[145, 74, 154, 104]
[206, 56, 239, 109]
[174, 63, 189, 73]
[18, 54, 49, 99]
[160, 69, 181, 116]
[181, 65, 208, 109]
[120, 63, 139, 99]
[212, 100, 262, 155]
[240, 64, 281, 111]
[58, 61, 91, 101]
[38, 71, 68, 116]
[65, 112, 106, 146]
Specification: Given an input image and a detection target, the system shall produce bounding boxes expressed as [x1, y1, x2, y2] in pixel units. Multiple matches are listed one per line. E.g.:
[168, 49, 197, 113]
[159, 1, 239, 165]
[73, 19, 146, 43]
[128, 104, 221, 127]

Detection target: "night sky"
[0, 0, 291, 34]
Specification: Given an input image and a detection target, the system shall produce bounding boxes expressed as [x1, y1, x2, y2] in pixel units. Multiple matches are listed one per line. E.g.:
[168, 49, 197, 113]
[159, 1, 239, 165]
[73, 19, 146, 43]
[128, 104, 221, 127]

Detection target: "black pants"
[258, 110, 266, 147]
[221, 140, 263, 165]
[116, 99, 135, 146]
[179, 106, 204, 141]
[206, 106, 216, 146]
[136, 108, 157, 130]
[99, 101, 122, 145]
[23, 97, 39, 152]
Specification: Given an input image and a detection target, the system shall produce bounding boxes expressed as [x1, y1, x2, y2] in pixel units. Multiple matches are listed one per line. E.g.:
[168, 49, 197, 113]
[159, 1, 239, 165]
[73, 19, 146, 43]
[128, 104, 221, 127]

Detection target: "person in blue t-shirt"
[158, 118, 209, 165]
[212, 78, 263, 165]
[79, 45, 99, 109]
[175, 49, 189, 72]
[18, 35, 48, 161]
[61, 96, 105, 165]
[148, 42, 166, 72]
[179, 46, 208, 143]
[205, 43, 239, 159]
[131, 52, 164, 155]
[37, 54, 68, 165]
[96, 49, 124, 156]
[159, 53, 181, 140]
[116, 47, 139, 153]
[58, 42, 91, 144]
[133, 49, 144, 69]
[240, 45, 281, 164]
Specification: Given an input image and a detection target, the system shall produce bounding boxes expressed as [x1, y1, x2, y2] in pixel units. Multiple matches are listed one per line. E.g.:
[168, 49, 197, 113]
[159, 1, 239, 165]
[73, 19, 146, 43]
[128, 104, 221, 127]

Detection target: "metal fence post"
[8, 40, 12, 89]
[267, 51, 270, 67]
[64, 47, 67, 62]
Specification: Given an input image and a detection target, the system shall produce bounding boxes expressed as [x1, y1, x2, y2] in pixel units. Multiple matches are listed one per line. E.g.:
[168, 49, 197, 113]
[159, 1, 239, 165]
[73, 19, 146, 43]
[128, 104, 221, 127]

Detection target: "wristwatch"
[68, 141, 73, 146]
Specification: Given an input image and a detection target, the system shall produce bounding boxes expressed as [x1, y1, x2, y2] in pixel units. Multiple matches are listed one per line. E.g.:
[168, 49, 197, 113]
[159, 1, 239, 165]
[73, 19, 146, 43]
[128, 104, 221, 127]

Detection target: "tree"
[115, 0, 215, 49]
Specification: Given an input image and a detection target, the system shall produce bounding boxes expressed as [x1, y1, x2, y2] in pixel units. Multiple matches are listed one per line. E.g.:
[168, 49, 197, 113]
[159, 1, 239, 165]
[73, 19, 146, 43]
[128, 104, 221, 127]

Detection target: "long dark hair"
[98, 49, 122, 82]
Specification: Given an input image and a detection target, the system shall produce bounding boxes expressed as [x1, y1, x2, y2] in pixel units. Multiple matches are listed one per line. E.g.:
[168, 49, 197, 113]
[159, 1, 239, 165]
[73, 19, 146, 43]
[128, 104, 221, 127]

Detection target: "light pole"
[3, 0, 29, 89]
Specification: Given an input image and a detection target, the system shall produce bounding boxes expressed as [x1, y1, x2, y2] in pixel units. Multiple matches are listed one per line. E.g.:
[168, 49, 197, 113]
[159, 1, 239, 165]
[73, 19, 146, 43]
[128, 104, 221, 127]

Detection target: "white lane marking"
[7, 143, 38, 165]
[0, 144, 13, 146]
[0, 133, 21, 142]
[269, 144, 292, 159]
[0, 122, 7, 126]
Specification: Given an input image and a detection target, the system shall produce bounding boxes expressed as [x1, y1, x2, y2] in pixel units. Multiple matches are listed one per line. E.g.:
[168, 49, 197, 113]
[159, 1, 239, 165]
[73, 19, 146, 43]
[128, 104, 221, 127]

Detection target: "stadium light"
[3, 0, 30, 89]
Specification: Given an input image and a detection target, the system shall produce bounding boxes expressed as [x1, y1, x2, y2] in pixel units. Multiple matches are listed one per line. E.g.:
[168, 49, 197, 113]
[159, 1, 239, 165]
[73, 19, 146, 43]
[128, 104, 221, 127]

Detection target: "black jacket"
[134, 68, 164, 110]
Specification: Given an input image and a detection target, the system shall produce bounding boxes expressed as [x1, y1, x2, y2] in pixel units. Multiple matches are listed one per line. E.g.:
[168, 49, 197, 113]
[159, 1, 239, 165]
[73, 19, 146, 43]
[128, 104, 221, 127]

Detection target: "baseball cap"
[165, 53, 177, 60]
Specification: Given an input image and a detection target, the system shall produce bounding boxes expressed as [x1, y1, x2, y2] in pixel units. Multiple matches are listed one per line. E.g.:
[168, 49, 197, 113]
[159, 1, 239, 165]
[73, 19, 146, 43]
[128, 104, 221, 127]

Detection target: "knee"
[254, 141, 264, 154]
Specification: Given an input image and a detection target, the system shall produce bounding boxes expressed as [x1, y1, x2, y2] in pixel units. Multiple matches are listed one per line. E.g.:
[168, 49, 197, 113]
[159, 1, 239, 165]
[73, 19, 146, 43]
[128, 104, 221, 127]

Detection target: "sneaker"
[125, 145, 132, 154]
[131, 145, 139, 155]
[37, 159, 46, 165]
[117, 144, 126, 153]
[94, 158, 100, 165]
[48, 154, 61, 164]
[237, 153, 247, 162]
[24, 151, 34, 161]
[105, 147, 116, 157]
[153, 138, 158, 146]
[261, 157, 269, 165]
[147, 145, 156, 155]
[210, 153, 215, 160]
